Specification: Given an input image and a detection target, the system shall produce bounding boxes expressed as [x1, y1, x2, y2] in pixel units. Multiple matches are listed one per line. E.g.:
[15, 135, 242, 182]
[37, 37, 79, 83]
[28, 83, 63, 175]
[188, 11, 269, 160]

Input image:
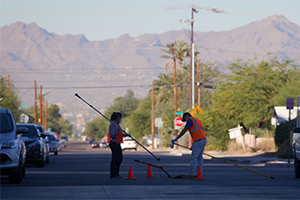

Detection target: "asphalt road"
[1, 141, 299, 199]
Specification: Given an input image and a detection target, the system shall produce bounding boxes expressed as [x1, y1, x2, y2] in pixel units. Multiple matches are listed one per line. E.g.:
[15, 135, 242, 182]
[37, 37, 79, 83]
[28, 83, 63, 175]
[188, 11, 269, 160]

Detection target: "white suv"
[121, 137, 137, 151]
[0, 108, 27, 183]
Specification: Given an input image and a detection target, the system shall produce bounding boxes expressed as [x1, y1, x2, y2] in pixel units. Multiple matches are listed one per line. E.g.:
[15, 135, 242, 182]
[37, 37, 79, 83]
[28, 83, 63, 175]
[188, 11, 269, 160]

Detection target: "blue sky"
[1, 0, 300, 41]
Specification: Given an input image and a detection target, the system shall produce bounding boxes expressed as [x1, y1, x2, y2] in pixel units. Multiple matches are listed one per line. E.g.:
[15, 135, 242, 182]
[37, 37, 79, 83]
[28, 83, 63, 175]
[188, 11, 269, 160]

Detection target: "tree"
[201, 57, 299, 150]
[160, 40, 190, 72]
[128, 95, 151, 139]
[84, 89, 140, 139]
[0, 76, 22, 120]
[47, 104, 72, 135]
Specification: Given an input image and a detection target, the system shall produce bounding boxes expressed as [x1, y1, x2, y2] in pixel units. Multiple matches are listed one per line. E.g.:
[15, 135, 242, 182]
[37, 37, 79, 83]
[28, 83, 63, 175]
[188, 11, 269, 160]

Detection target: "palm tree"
[159, 40, 190, 118]
[160, 40, 190, 72]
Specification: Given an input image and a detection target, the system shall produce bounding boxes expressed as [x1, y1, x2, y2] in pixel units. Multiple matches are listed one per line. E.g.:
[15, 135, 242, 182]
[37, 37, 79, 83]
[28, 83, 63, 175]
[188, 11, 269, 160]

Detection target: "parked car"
[35, 125, 49, 164]
[0, 108, 27, 183]
[57, 139, 67, 151]
[293, 127, 300, 178]
[121, 137, 137, 151]
[91, 142, 100, 148]
[17, 124, 47, 168]
[45, 132, 59, 155]
[99, 142, 108, 148]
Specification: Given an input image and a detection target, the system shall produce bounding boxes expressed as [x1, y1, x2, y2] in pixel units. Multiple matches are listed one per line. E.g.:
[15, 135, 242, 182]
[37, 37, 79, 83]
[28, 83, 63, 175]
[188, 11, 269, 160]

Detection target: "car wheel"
[22, 164, 26, 178]
[37, 151, 46, 168]
[54, 151, 58, 155]
[295, 154, 300, 178]
[9, 160, 23, 184]
[46, 154, 49, 164]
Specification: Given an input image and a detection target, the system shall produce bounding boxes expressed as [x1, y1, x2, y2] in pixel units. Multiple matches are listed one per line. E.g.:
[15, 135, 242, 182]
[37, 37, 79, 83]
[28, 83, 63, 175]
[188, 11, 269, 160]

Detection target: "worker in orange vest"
[108, 112, 130, 179]
[171, 112, 207, 177]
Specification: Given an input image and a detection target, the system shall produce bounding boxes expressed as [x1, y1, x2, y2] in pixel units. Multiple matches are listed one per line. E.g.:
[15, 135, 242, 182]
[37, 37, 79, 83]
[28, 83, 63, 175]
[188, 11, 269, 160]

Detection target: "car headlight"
[27, 141, 40, 149]
[2, 141, 17, 149]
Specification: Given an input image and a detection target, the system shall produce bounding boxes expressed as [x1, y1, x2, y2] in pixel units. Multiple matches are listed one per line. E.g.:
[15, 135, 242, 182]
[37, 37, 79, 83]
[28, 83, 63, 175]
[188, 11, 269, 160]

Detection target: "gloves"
[125, 133, 131, 137]
[171, 138, 178, 143]
[190, 146, 193, 150]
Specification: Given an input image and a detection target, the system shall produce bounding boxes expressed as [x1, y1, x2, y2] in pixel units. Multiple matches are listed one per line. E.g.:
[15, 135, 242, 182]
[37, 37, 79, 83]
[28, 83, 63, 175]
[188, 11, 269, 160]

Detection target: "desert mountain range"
[0, 15, 299, 124]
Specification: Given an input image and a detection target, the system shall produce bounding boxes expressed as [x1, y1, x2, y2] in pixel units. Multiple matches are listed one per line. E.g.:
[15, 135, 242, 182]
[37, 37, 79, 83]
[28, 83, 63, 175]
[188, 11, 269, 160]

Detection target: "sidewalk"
[148, 147, 295, 168]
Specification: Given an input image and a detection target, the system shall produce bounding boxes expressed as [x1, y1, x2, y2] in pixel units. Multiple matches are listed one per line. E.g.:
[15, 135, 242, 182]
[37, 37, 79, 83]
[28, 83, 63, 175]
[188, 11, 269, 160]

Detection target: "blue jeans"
[189, 138, 207, 176]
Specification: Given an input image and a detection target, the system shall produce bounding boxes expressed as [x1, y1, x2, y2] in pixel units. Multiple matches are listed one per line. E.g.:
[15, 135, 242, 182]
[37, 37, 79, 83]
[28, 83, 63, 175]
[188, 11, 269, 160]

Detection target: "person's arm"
[109, 123, 121, 139]
[176, 128, 188, 140]
[172, 119, 192, 142]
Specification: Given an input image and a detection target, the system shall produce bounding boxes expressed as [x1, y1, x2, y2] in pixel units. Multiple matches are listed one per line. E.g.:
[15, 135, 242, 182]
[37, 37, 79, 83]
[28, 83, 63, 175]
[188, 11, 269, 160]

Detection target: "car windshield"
[17, 125, 38, 138]
[36, 126, 44, 133]
[47, 134, 56, 141]
[0, 113, 13, 133]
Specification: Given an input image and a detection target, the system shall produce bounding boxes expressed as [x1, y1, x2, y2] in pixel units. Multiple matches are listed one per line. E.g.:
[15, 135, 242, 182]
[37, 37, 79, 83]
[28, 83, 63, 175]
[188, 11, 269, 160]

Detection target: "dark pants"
[109, 141, 123, 178]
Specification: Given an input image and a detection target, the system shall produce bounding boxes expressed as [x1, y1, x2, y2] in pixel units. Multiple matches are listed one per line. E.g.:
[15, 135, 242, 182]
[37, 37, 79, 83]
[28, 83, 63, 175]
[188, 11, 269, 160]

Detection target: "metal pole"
[151, 81, 155, 149]
[189, 7, 194, 109]
[288, 109, 291, 165]
[297, 96, 299, 127]
[192, 43, 195, 109]
[39, 85, 43, 125]
[34, 80, 37, 124]
[173, 46, 178, 149]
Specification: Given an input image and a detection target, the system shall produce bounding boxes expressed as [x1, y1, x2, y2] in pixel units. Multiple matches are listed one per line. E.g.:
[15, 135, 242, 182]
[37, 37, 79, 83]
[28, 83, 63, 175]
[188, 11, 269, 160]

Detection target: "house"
[271, 106, 298, 128]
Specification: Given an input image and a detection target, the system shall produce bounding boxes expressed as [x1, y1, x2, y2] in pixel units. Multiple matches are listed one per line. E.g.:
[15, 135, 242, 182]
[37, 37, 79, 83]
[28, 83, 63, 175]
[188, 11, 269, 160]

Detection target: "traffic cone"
[145, 165, 154, 178]
[126, 166, 136, 180]
[195, 167, 204, 180]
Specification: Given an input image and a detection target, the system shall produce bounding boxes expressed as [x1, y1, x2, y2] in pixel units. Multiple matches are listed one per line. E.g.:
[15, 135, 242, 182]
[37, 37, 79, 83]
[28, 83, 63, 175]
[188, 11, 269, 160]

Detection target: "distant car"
[61, 135, 68, 141]
[35, 125, 50, 164]
[45, 133, 59, 155]
[292, 127, 300, 178]
[0, 108, 27, 184]
[121, 137, 137, 151]
[91, 142, 100, 148]
[57, 139, 67, 151]
[17, 124, 48, 168]
[99, 142, 108, 148]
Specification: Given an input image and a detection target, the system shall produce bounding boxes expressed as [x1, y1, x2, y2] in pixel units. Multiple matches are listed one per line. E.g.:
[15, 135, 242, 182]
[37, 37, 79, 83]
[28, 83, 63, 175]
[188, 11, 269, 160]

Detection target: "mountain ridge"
[0, 15, 299, 123]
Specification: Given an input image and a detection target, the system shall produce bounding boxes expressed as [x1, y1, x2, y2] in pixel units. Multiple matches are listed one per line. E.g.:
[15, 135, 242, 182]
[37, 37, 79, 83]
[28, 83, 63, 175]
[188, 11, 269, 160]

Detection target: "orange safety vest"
[108, 124, 123, 144]
[188, 117, 206, 142]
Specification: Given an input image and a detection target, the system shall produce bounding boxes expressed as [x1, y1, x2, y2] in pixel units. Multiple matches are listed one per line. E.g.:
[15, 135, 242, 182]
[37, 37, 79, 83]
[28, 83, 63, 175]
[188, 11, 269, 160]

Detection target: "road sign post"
[286, 98, 294, 164]
[174, 117, 184, 130]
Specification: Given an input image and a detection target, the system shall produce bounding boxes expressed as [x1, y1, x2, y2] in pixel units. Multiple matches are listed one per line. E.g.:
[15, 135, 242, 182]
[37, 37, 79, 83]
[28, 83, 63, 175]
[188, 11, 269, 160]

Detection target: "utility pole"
[45, 100, 48, 130]
[151, 81, 155, 149]
[39, 85, 43, 125]
[189, 5, 198, 148]
[7, 74, 10, 88]
[173, 46, 178, 150]
[196, 62, 200, 106]
[34, 80, 37, 124]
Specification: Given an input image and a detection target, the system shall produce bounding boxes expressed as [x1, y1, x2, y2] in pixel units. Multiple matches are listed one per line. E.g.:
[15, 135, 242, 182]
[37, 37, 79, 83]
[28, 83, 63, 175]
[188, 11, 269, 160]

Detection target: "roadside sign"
[174, 117, 184, 127]
[286, 98, 294, 110]
[20, 105, 28, 108]
[190, 106, 203, 115]
[175, 112, 183, 115]
[228, 125, 243, 139]
[155, 118, 162, 127]
[19, 114, 29, 123]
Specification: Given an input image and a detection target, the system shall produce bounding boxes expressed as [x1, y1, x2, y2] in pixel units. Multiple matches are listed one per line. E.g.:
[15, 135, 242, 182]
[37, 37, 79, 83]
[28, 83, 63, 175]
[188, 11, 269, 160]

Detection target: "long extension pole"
[75, 93, 160, 161]
[172, 143, 275, 179]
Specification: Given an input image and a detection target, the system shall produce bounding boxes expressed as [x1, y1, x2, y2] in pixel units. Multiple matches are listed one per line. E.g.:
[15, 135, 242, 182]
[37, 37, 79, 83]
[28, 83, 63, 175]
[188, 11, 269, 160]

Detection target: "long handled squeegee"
[171, 142, 275, 179]
[75, 93, 160, 161]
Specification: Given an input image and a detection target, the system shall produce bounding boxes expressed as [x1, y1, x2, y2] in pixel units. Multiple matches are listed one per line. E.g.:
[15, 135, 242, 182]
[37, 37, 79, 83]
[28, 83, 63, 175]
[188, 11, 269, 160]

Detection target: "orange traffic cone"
[145, 165, 154, 178]
[126, 166, 136, 180]
[195, 167, 204, 180]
